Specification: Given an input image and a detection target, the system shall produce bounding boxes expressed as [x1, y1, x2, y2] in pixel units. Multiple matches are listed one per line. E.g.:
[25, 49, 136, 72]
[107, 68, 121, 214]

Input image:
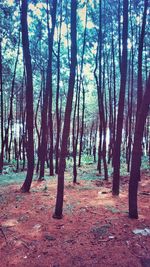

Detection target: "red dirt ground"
[0, 167, 150, 267]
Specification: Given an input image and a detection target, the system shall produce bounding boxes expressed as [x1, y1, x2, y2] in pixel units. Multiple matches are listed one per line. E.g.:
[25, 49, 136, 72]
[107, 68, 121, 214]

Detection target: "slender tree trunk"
[118, 0, 122, 72]
[14, 138, 19, 172]
[107, 60, 113, 164]
[76, 1, 87, 168]
[0, 39, 4, 174]
[136, 0, 148, 117]
[55, 6, 62, 174]
[21, 0, 34, 192]
[72, 84, 78, 183]
[39, 82, 48, 178]
[101, 98, 108, 180]
[125, 57, 131, 166]
[53, 0, 77, 219]
[39, 0, 57, 179]
[112, 0, 128, 195]
[78, 84, 85, 167]
[129, 75, 150, 219]
[48, 0, 57, 176]
[112, 32, 116, 167]
[97, 125, 102, 174]
[134, 0, 148, 181]
[89, 122, 94, 156]
[35, 85, 42, 174]
[7, 33, 20, 162]
[127, 7, 134, 172]
[101, 53, 108, 180]
[72, 79, 80, 184]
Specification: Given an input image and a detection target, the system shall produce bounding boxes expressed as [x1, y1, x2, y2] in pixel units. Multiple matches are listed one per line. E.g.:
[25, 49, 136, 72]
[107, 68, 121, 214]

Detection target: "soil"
[0, 165, 150, 267]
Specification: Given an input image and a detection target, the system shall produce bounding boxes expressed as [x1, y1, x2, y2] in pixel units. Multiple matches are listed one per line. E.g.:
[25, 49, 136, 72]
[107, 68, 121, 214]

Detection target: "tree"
[136, 0, 148, 118]
[53, 0, 77, 219]
[72, 80, 80, 183]
[39, 0, 57, 179]
[78, 83, 85, 167]
[55, 2, 62, 174]
[129, 75, 150, 219]
[20, 0, 34, 192]
[0, 38, 4, 174]
[134, 0, 148, 181]
[5, 32, 20, 162]
[112, 0, 128, 195]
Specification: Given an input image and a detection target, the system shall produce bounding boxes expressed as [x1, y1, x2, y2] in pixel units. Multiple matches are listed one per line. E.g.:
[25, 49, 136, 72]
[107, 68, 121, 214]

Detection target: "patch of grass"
[81, 154, 94, 165]
[0, 172, 26, 186]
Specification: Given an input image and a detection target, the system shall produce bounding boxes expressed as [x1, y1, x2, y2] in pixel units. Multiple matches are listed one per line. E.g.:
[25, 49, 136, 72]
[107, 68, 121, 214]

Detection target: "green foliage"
[81, 154, 94, 165]
[0, 172, 26, 186]
[141, 156, 150, 171]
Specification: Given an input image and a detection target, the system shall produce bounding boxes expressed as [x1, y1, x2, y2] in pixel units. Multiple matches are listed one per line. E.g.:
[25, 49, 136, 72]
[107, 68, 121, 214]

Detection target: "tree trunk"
[127, 7, 134, 172]
[39, 0, 57, 179]
[53, 0, 77, 219]
[35, 84, 42, 175]
[21, 0, 34, 192]
[129, 75, 150, 219]
[0, 39, 4, 174]
[77, 1, 87, 168]
[72, 82, 79, 184]
[134, 0, 148, 181]
[112, 0, 128, 195]
[78, 84, 85, 167]
[112, 31, 116, 167]
[48, 0, 57, 176]
[118, 0, 122, 72]
[55, 6, 62, 174]
[136, 0, 148, 117]
[7, 32, 20, 162]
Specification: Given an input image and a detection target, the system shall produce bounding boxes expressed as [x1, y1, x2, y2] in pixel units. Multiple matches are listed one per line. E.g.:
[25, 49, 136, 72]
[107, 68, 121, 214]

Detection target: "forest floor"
[0, 163, 150, 267]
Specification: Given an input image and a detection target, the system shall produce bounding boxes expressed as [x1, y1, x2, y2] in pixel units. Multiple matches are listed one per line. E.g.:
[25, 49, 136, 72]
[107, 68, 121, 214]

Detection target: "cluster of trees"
[0, 0, 149, 219]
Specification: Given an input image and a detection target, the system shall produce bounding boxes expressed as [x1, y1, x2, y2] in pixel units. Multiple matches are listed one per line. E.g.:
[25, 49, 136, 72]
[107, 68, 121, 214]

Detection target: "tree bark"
[0, 38, 4, 174]
[136, 0, 148, 117]
[78, 84, 85, 167]
[53, 0, 77, 219]
[129, 75, 150, 219]
[21, 0, 34, 192]
[55, 4, 62, 174]
[112, 0, 128, 195]
[39, 0, 57, 179]
[7, 32, 20, 162]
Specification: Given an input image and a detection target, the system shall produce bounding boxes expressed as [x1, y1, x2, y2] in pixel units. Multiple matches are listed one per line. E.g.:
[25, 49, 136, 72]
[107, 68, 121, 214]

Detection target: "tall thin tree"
[55, 2, 62, 174]
[136, 0, 148, 118]
[0, 38, 4, 174]
[39, 0, 57, 179]
[21, 0, 34, 192]
[53, 0, 77, 219]
[112, 0, 128, 195]
[129, 75, 150, 219]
